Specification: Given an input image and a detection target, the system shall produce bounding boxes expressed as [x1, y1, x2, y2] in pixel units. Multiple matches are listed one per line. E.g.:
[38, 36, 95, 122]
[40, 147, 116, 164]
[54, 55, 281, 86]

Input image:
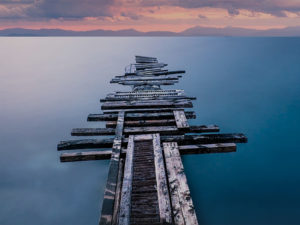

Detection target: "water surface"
[0, 37, 300, 225]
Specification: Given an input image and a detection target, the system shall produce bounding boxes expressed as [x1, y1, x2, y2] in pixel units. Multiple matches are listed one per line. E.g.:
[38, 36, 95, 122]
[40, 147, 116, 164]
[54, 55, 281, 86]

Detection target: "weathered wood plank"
[60, 143, 237, 162]
[115, 73, 180, 79]
[88, 111, 196, 121]
[173, 110, 189, 129]
[124, 125, 219, 135]
[102, 108, 191, 114]
[57, 138, 114, 150]
[134, 63, 167, 70]
[162, 133, 248, 145]
[106, 119, 176, 128]
[125, 70, 185, 76]
[112, 158, 124, 225]
[57, 133, 247, 151]
[99, 111, 124, 225]
[152, 133, 172, 224]
[101, 99, 193, 110]
[118, 80, 178, 86]
[179, 143, 236, 154]
[71, 125, 219, 136]
[118, 135, 134, 225]
[163, 142, 199, 225]
[71, 128, 115, 136]
[100, 96, 196, 102]
[111, 76, 180, 83]
[113, 89, 184, 95]
[60, 150, 112, 162]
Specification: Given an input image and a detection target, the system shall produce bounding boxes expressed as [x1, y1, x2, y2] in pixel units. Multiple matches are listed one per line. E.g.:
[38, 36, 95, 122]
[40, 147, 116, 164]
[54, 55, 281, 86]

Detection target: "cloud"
[0, 0, 115, 19]
[138, 0, 300, 17]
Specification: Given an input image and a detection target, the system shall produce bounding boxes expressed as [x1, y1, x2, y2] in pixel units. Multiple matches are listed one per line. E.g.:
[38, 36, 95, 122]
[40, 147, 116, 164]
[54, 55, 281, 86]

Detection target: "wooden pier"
[57, 56, 247, 225]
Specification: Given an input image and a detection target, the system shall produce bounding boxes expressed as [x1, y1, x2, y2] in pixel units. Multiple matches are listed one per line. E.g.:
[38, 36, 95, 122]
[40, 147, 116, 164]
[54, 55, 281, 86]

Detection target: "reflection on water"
[0, 37, 300, 225]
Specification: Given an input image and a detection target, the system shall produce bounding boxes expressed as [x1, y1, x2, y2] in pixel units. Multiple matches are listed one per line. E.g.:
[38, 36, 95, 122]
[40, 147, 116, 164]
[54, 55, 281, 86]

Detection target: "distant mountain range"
[1, 26, 300, 36]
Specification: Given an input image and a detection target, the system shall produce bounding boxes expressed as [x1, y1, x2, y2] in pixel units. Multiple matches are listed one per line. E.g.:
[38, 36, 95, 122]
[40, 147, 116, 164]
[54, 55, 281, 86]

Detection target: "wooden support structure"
[71, 125, 219, 136]
[57, 55, 247, 225]
[99, 111, 124, 225]
[164, 142, 198, 225]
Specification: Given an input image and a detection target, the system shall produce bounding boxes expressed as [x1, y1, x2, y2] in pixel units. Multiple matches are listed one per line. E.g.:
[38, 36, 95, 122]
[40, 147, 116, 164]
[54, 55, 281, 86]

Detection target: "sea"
[0, 37, 300, 225]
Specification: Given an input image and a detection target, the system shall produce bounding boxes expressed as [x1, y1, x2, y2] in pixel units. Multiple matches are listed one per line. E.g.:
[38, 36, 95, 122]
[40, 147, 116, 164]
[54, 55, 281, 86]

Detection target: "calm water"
[0, 37, 300, 225]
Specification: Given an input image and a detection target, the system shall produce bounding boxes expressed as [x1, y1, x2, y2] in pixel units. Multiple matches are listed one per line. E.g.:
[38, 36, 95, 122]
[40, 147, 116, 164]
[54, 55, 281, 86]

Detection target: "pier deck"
[57, 55, 247, 225]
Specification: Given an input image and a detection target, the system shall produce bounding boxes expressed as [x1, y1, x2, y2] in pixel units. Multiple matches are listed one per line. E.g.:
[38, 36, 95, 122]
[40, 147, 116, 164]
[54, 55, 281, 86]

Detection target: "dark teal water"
[0, 37, 300, 225]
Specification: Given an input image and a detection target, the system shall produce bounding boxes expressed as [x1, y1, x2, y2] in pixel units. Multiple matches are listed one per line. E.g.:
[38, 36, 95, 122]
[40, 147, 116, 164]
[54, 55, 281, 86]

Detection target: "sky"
[1, 0, 300, 32]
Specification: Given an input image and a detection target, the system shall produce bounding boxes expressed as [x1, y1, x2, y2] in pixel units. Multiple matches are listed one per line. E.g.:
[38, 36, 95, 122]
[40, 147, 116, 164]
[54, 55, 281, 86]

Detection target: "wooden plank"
[152, 133, 172, 223]
[101, 99, 193, 110]
[102, 108, 191, 114]
[100, 96, 196, 102]
[125, 70, 185, 76]
[178, 143, 236, 154]
[71, 128, 115, 136]
[124, 125, 219, 135]
[161, 133, 248, 145]
[57, 134, 247, 151]
[60, 150, 112, 162]
[106, 119, 176, 128]
[141, 70, 185, 76]
[173, 110, 189, 129]
[88, 111, 196, 121]
[99, 111, 124, 225]
[118, 135, 135, 225]
[71, 125, 219, 136]
[111, 75, 180, 83]
[163, 142, 199, 225]
[57, 138, 114, 150]
[60, 143, 236, 162]
[134, 63, 167, 70]
[112, 89, 184, 95]
[118, 80, 178, 86]
[115, 73, 179, 79]
[135, 56, 158, 63]
[112, 158, 124, 225]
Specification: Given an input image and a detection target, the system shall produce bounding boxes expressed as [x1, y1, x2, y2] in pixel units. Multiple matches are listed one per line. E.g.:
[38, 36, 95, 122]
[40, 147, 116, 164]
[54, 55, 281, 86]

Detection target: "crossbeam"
[57, 133, 247, 150]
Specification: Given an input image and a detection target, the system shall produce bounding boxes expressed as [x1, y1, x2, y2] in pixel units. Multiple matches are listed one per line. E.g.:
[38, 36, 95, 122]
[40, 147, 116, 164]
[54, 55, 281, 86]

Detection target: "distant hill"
[1, 26, 300, 36]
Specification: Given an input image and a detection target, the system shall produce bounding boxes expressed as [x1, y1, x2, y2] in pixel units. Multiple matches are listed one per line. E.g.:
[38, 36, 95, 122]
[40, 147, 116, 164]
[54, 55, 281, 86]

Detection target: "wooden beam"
[134, 63, 167, 70]
[106, 119, 176, 128]
[102, 108, 192, 114]
[152, 133, 172, 223]
[57, 138, 114, 150]
[59, 142, 237, 162]
[101, 99, 193, 110]
[111, 75, 180, 83]
[112, 89, 184, 95]
[118, 135, 134, 225]
[112, 158, 124, 225]
[162, 133, 248, 145]
[100, 96, 196, 102]
[71, 125, 219, 136]
[71, 128, 115, 136]
[178, 143, 236, 154]
[88, 111, 196, 121]
[118, 80, 178, 86]
[60, 150, 112, 162]
[163, 142, 199, 225]
[99, 111, 124, 225]
[173, 110, 189, 129]
[57, 133, 247, 151]
[124, 125, 219, 135]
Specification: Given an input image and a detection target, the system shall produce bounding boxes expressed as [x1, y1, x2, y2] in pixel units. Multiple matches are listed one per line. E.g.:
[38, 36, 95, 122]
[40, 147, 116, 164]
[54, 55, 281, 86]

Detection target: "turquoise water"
[0, 37, 300, 225]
